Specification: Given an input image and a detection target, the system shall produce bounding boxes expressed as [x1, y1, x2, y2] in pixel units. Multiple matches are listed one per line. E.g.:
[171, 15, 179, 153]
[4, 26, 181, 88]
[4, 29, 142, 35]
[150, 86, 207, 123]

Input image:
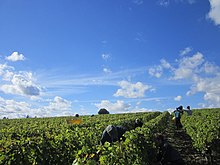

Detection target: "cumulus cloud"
[0, 96, 73, 119]
[43, 96, 72, 112]
[114, 80, 152, 98]
[152, 49, 220, 107]
[5, 52, 25, 62]
[186, 76, 220, 105]
[202, 62, 220, 75]
[0, 63, 14, 81]
[172, 52, 204, 80]
[207, 0, 220, 26]
[0, 96, 31, 118]
[174, 95, 182, 101]
[0, 72, 42, 98]
[95, 100, 131, 113]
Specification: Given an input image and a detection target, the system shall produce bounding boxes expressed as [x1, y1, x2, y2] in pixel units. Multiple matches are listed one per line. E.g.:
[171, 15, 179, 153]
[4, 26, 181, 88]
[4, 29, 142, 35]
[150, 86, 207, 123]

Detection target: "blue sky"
[0, 0, 220, 118]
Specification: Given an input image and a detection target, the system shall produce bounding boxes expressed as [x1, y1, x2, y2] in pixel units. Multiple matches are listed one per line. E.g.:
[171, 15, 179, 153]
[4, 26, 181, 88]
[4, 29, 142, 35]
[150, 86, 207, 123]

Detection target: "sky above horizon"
[0, 0, 220, 118]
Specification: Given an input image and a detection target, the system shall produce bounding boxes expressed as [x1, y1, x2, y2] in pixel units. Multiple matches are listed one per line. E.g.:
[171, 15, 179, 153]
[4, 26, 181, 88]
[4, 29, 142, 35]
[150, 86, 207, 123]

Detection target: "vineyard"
[0, 108, 220, 165]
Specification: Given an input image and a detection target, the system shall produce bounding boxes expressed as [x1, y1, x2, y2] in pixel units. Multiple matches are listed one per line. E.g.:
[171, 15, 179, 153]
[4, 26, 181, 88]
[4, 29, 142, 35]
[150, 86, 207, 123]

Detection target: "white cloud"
[95, 100, 131, 113]
[172, 52, 204, 80]
[0, 96, 73, 119]
[201, 61, 220, 75]
[174, 95, 182, 101]
[103, 67, 112, 74]
[207, 0, 220, 26]
[186, 76, 220, 107]
[102, 53, 111, 61]
[5, 52, 25, 62]
[95, 99, 157, 114]
[152, 49, 220, 107]
[0, 63, 15, 81]
[114, 80, 152, 98]
[179, 47, 192, 56]
[0, 96, 32, 118]
[148, 59, 172, 78]
[160, 59, 172, 69]
[43, 96, 72, 112]
[0, 72, 42, 98]
[148, 65, 163, 78]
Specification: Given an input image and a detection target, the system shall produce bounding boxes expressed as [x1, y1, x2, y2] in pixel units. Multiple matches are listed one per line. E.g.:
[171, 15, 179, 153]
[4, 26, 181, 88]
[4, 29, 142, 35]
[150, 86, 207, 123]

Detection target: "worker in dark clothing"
[186, 106, 192, 116]
[100, 125, 126, 145]
[174, 108, 182, 129]
[155, 133, 185, 165]
[135, 118, 143, 128]
[177, 105, 184, 114]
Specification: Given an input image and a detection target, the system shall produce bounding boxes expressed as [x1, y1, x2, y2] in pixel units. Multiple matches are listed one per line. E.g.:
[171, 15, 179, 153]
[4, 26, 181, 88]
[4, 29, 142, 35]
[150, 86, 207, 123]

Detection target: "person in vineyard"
[174, 108, 182, 129]
[186, 105, 192, 116]
[100, 125, 126, 145]
[177, 105, 184, 114]
[154, 133, 185, 165]
[135, 118, 143, 128]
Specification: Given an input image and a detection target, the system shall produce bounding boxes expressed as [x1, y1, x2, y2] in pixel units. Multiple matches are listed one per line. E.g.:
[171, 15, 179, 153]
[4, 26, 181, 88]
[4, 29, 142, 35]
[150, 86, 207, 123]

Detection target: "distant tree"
[26, 115, 30, 118]
[98, 108, 109, 115]
[91, 114, 94, 117]
[3, 117, 6, 119]
[75, 114, 79, 117]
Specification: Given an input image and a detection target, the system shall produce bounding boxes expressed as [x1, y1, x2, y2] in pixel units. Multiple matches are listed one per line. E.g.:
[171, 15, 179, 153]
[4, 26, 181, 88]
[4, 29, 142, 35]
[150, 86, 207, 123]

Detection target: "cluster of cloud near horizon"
[1, 47, 220, 118]
[148, 48, 220, 108]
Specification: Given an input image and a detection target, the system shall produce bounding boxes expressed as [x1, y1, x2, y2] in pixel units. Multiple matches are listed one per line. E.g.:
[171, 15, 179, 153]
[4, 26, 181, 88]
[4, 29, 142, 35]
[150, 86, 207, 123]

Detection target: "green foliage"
[181, 108, 220, 153]
[0, 109, 219, 164]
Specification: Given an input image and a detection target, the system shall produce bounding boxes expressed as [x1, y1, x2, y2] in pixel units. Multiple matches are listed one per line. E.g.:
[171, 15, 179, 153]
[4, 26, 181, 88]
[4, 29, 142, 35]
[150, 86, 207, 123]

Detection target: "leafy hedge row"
[0, 111, 164, 165]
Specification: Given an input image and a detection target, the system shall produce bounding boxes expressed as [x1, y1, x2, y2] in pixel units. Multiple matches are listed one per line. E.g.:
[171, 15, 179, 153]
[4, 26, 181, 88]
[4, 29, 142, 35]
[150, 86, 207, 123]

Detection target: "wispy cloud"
[158, 0, 196, 7]
[133, 0, 144, 5]
[39, 67, 147, 88]
[158, 0, 170, 7]
[179, 47, 193, 56]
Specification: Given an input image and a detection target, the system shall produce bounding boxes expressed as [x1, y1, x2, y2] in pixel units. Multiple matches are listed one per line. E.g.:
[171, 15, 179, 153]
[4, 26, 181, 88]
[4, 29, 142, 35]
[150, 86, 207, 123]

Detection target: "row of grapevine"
[181, 108, 220, 163]
[0, 111, 167, 164]
[74, 111, 170, 164]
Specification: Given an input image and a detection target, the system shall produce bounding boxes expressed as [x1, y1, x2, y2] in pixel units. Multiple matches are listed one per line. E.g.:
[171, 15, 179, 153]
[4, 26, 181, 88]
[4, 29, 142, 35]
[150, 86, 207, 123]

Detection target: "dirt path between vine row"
[163, 119, 211, 165]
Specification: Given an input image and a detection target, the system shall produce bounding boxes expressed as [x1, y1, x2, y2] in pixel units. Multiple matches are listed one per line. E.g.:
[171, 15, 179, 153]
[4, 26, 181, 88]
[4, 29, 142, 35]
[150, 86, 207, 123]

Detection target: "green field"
[0, 109, 219, 165]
